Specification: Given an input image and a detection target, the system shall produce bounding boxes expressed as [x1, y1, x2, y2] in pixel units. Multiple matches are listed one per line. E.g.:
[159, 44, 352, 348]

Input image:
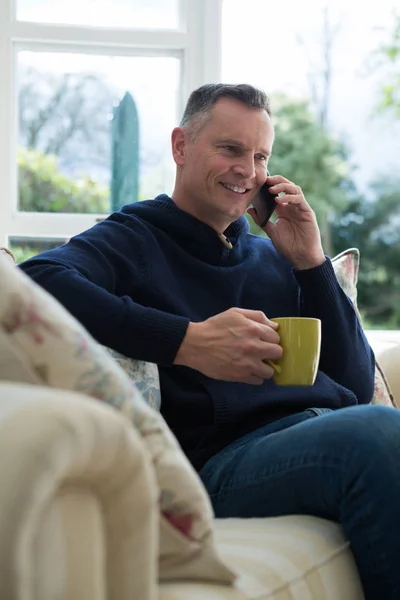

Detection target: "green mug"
[267, 317, 321, 386]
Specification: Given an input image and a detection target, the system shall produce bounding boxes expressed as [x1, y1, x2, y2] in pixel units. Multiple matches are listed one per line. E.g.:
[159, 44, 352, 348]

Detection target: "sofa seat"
[160, 517, 364, 600]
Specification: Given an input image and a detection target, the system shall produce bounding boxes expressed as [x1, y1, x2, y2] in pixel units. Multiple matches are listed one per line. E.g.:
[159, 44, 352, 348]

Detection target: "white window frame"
[0, 0, 223, 248]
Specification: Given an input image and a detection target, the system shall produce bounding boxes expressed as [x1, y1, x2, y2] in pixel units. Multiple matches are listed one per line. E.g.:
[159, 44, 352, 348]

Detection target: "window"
[0, 0, 222, 251]
[222, 0, 400, 195]
[222, 0, 400, 330]
[9, 236, 68, 263]
[17, 0, 181, 29]
[17, 51, 180, 214]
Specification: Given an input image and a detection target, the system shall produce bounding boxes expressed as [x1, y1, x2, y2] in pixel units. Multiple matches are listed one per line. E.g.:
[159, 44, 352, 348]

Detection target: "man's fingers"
[244, 375, 265, 386]
[256, 326, 280, 346]
[269, 182, 299, 195]
[236, 363, 275, 385]
[275, 194, 303, 206]
[257, 340, 283, 360]
[266, 174, 291, 185]
[252, 361, 276, 380]
[232, 307, 279, 329]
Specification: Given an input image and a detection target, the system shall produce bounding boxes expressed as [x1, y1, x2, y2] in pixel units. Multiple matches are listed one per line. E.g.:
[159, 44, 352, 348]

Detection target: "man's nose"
[232, 156, 256, 180]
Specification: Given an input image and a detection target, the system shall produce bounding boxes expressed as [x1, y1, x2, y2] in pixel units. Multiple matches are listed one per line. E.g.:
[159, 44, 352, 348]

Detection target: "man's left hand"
[247, 174, 326, 271]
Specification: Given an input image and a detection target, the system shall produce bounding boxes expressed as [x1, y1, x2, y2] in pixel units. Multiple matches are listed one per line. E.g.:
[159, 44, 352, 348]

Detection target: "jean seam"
[209, 455, 346, 499]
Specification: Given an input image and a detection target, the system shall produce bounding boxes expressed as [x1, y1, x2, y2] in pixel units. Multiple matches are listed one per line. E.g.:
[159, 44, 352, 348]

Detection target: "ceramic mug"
[266, 317, 321, 386]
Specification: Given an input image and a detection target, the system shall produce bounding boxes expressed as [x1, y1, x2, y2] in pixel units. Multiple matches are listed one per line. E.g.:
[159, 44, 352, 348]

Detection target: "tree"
[332, 178, 400, 327]
[296, 5, 343, 254]
[249, 95, 355, 253]
[19, 66, 118, 179]
[18, 147, 109, 213]
[297, 5, 341, 129]
[373, 13, 400, 117]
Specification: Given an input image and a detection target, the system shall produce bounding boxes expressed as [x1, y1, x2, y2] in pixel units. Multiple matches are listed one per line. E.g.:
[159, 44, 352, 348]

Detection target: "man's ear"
[171, 127, 187, 166]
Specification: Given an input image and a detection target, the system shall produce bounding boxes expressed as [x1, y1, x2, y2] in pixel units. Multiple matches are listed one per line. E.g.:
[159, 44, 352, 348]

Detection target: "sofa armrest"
[376, 344, 400, 407]
[0, 383, 158, 600]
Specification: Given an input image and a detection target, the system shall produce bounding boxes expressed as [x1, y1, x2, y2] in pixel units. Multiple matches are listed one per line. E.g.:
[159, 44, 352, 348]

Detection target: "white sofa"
[0, 336, 399, 600]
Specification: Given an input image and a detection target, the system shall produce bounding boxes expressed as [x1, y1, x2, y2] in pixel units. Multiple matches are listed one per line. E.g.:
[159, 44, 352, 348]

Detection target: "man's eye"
[256, 154, 267, 162]
[224, 145, 237, 153]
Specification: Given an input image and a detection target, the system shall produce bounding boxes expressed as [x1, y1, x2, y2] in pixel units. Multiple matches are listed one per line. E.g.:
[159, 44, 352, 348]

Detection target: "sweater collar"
[125, 195, 250, 264]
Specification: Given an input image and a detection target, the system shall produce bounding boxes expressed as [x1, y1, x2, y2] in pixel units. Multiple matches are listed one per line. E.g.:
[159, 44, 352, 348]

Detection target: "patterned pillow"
[104, 347, 161, 410]
[0, 248, 162, 410]
[331, 248, 395, 408]
[0, 255, 236, 584]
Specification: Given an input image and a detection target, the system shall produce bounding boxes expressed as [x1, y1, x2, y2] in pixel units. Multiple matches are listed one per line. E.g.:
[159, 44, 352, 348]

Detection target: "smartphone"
[252, 171, 277, 228]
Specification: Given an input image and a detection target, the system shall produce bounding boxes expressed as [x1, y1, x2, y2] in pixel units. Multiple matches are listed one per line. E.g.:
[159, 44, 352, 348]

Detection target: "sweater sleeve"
[293, 258, 375, 404]
[18, 217, 189, 366]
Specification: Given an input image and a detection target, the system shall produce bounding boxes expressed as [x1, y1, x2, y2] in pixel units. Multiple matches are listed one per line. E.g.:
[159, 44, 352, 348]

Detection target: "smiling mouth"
[220, 183, 249, 195]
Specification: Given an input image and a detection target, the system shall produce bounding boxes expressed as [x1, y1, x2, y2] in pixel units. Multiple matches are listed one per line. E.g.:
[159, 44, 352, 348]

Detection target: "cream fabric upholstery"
[2, 335, 399, 599]
[0, 245, 398, 598]
[160, 517, 363, 600]
[0, 383, 158, 600]
[0, 381, 367, 600]
[0, 254, 235, 585]
[376, 343, 400, 406]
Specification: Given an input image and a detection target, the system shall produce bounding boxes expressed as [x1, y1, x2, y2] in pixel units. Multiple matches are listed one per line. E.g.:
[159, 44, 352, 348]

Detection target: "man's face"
[173, 97, 274, 229]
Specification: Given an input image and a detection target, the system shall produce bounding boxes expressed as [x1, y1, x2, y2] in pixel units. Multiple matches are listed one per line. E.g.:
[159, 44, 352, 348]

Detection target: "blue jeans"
[199, 405, 400, 600]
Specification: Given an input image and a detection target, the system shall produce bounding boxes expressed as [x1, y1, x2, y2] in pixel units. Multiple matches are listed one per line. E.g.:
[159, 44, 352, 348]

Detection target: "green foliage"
[19, 67, 115, 174]
[269, 95, 354, 221]
[9, 237, 67, 264]
[248, 95, 355, 251]
[10, 245, 37, 264]
[374, 14, 400, 117]
[332, 178, 400, 328]
[18, 147, 109, 213]
[246, 94, 400, 329]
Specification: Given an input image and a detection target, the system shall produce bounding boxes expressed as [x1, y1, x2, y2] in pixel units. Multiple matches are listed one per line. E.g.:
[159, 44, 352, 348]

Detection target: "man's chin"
[223, 207, 247, 222]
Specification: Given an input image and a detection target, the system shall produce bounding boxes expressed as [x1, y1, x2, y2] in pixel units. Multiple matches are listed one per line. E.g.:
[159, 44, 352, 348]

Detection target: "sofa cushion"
[104, 347, 161, 410]
[331, 248, 395, 407]
[0, 247, 161, 409]
[160, 516, 364, 599]
[0, 255, 235, 585]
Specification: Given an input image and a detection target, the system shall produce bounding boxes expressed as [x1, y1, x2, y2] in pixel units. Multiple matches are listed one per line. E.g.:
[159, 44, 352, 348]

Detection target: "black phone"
[252, 172, 277, 228]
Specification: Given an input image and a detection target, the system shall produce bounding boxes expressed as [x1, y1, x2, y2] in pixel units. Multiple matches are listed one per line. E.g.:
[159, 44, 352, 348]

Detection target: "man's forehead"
[213, 96, 269, 117]
[208, 99, 274, 150]
[211, 97, 271, 126]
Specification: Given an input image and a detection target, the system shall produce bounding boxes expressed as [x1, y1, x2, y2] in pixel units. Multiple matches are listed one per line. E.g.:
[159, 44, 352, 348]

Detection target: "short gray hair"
[180, 83, 271, 138]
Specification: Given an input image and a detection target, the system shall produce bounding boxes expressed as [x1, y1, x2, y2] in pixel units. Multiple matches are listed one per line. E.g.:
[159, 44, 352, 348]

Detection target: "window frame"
[0, 0, 223, 247]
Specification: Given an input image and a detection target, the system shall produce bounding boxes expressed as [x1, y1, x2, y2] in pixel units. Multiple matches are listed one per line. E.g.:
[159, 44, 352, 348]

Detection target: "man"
[20, 84, 400, 598]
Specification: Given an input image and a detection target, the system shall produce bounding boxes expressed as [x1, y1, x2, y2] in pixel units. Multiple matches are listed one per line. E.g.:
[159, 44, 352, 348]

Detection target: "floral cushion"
[0, 254, 236, 584]
[104, 347, 161, 410]
[331, 248, 395, 407]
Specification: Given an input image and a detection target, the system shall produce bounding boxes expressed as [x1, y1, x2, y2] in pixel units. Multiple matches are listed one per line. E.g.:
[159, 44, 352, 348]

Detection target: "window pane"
[18, 51, 180, 214]
[222, 0, 400, 197]
[222, 0, 400, 331]
[9, 237, 67, 262]
[17, 0, 180, 29]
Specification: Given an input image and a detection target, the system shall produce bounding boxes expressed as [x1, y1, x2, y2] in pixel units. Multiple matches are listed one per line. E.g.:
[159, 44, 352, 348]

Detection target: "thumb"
[246, 207, 261, 227]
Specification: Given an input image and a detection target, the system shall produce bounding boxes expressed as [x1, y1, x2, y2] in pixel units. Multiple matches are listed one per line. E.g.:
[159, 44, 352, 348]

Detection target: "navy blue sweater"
[19, 195, 375, 470]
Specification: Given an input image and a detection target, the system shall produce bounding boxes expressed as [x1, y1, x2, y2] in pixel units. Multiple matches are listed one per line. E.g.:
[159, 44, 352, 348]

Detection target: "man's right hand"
[174, 307, 283, 385]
